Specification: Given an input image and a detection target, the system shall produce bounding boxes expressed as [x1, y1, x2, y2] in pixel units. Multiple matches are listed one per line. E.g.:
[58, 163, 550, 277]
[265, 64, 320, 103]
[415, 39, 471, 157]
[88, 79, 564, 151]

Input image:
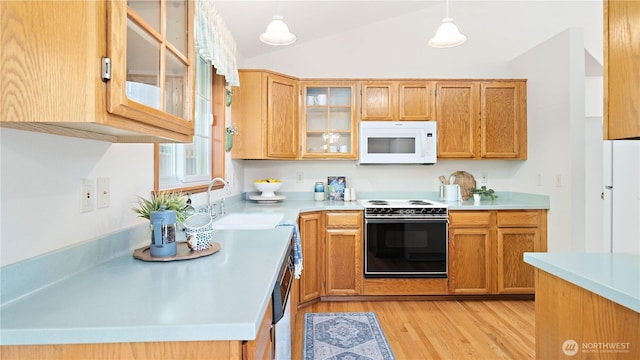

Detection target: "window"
[155, 55, 225, 193]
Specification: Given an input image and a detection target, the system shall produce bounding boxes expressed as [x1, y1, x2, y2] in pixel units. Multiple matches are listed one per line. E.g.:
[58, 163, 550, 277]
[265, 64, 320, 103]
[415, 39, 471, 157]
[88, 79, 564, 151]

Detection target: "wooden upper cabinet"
[604, 0, 640, 139]
[267, 75, 299, 158]
[0, 0, 195, 143]
[231, 70, 299, 159]
[480, 81, 527, 159]
[398, 81, 436, 120]
[361, 81, 435, 121]
[436, 80, 527, 160]
[300, 81, 358, 159]
[436, 81, 478, 158]
[361, 82, 396, 120]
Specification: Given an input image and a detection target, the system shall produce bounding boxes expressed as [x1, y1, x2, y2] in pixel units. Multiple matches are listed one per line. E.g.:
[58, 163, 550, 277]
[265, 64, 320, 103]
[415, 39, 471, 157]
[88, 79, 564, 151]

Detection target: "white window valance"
[195, 0, 240, 86]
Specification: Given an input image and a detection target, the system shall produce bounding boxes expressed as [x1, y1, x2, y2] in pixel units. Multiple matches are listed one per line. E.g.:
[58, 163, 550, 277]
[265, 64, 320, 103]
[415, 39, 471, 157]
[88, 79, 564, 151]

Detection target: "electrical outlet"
[81, 178, 94, 213]
[480, 172, 488, 184]
[537, 174, 543, 186]
[296, 171, 304, 184]
[97, 177, 110, 208]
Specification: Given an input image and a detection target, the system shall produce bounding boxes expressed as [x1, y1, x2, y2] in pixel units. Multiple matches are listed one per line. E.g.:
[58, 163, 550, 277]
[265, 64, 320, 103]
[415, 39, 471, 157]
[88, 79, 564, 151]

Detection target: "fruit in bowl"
[254, 179, 282, 197]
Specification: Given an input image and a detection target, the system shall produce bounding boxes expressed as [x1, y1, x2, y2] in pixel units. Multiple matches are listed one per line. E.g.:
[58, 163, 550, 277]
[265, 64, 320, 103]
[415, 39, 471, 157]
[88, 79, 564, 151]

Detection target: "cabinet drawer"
[325, 211, 362, 228]
[449, 211, 492, 227]
[497, 211, 540, 227]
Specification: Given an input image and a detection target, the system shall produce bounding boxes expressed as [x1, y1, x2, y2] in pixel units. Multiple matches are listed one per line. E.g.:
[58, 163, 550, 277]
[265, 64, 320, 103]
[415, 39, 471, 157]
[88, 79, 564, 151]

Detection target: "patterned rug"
[303, 312, 395, 360]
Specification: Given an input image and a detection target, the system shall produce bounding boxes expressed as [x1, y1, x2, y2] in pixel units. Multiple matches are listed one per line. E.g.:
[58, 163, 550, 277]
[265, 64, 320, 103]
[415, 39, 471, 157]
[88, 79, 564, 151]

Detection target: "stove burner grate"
[407, 200, 433, 205]
[367, 200, 389, 205]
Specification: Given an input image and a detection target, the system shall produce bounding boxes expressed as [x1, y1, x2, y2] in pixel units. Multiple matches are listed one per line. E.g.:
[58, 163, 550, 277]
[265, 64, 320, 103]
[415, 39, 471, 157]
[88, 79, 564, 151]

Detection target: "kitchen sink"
[211, 212, 284, 230]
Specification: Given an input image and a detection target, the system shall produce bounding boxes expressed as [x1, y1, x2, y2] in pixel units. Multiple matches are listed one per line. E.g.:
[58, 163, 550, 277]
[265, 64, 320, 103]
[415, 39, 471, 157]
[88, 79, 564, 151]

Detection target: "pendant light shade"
[429, 0, 467, 48]
[260, 15, 297, 46]
[428, 17, 467, 48]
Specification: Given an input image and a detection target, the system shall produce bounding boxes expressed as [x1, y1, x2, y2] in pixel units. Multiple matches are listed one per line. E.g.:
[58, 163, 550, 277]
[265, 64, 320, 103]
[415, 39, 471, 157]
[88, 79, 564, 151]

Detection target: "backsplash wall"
[241, 160, 523, 196]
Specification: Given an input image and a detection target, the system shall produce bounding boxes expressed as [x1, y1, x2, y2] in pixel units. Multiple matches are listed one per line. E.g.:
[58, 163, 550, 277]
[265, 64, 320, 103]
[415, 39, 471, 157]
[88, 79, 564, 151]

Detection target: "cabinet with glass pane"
[0, 0, 194, 143]
[301, 82, 357, 159]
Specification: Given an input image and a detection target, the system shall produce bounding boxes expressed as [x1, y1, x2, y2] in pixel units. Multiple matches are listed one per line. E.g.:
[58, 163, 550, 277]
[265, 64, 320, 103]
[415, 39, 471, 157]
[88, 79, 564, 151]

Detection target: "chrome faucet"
[207, 177, 230, 216]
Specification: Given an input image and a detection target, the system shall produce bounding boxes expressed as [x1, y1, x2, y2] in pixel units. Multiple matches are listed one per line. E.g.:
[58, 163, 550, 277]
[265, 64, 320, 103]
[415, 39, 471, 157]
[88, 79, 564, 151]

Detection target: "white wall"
[0, 129, 153, 265]
[0, 125, 240, 267]
[239, 1, 603, 79]
[506, 30, 575, 251]
[242, 160, 521, 196]
[584, 76, 606, 252]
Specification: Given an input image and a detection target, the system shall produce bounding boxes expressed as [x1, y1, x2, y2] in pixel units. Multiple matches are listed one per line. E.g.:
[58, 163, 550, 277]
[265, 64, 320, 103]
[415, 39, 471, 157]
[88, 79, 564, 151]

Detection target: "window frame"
[153, 65, 226, 194]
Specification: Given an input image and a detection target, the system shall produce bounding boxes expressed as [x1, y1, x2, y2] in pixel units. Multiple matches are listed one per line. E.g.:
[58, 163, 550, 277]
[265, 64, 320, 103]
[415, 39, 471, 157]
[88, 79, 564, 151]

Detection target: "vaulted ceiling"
[213, 1, 603, 70]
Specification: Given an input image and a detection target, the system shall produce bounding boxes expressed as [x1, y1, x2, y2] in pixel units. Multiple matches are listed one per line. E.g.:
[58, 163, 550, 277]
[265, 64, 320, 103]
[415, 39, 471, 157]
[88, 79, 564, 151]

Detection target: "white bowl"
[254, 182, 282, 197]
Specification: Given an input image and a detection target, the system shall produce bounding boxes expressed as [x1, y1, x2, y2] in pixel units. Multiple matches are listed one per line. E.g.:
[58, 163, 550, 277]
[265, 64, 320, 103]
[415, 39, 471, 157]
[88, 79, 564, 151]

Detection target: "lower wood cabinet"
[298, 211, 324, 303]
[449, 211, 494, 294]
[324, 211, 363, 296]
[534, 269, 640, 359]
[2, 301, 275, 360]
[295, 208, 547, 304]
[243, 298, 274, 360]
[449, 210, 547, 295]
[297, 211, 363, 305]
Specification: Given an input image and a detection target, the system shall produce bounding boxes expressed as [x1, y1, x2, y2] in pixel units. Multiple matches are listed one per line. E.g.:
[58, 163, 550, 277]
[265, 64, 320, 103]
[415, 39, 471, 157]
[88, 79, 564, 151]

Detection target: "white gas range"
[359, 199, 449, 278]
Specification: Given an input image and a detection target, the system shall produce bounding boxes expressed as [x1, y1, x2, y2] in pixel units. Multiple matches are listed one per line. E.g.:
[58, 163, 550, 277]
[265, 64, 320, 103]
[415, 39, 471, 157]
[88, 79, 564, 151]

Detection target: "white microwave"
[358, 121, 437, 164]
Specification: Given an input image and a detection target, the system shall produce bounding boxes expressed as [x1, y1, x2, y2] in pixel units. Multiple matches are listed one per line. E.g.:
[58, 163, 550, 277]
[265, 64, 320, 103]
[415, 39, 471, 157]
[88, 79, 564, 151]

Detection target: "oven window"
[366, 221, 447, 277]
[367, 137, 415, 154]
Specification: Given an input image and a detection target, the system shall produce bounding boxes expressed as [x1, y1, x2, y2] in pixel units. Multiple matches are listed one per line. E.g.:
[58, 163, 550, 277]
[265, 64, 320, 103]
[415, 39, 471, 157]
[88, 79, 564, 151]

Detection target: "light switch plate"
[97, 177, 110, 208]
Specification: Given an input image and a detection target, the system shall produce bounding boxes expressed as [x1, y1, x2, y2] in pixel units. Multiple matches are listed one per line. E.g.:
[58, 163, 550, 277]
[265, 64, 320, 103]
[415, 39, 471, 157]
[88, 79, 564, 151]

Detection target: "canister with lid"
[149, 206, 177, 257]
[314, 182, 325, 201]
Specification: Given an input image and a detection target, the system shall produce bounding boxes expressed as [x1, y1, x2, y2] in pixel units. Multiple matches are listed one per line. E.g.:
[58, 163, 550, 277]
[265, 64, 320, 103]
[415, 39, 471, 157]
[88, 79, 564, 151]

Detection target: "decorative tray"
[133, 242, 221, 262]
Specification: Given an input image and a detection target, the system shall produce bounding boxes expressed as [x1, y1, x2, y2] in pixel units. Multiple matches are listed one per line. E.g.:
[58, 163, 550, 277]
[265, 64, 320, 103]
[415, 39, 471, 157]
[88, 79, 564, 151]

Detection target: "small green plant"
[470, 186, 499, 200]
[132, 191, 189, 223]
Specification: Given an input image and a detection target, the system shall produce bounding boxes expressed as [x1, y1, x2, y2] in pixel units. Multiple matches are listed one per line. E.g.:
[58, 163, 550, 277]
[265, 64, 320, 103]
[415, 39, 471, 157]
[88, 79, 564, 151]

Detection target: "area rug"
[303, 312, 395, 360]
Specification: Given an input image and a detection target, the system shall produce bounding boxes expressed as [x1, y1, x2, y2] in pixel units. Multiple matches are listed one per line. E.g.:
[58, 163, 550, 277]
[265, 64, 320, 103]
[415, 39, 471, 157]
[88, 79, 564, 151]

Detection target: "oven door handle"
[365, 218, 448, 224]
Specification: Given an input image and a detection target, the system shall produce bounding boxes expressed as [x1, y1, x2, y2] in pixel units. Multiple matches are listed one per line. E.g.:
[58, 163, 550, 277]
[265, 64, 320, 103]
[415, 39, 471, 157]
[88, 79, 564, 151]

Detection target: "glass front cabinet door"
[107, 0, 195, 142]
[301, 82, 357, 159]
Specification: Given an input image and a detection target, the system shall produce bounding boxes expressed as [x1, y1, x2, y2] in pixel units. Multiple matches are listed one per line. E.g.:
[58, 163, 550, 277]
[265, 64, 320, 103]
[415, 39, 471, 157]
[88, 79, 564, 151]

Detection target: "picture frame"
[327, 176, 346, 201]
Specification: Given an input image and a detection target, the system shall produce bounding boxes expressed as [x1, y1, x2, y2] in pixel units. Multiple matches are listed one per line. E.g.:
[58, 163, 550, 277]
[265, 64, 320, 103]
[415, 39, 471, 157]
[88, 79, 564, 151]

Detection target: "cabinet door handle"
[270, 324, 274, 342]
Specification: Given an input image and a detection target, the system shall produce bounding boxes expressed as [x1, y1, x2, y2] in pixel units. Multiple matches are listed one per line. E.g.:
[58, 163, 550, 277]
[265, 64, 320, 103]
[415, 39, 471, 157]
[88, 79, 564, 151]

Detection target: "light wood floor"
[292, 300, 535, 360]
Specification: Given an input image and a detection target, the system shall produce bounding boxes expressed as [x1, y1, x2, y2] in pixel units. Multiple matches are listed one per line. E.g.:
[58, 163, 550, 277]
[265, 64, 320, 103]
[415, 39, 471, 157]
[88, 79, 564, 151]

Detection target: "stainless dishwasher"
[273, 238, 294, 359]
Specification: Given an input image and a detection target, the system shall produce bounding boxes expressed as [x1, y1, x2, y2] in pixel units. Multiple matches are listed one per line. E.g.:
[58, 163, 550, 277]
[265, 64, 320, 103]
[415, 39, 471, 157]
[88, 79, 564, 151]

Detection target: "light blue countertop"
[524, 252, 640, 313]
[0, 192, 549, 346]
[247, 191, 550, 211]
[0, 228, 293, 345]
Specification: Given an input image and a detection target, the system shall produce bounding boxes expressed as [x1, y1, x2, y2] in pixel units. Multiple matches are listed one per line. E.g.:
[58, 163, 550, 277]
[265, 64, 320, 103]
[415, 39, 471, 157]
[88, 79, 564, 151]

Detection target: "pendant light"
[259, 4, 296, 46]
[428, 0, 467, 48]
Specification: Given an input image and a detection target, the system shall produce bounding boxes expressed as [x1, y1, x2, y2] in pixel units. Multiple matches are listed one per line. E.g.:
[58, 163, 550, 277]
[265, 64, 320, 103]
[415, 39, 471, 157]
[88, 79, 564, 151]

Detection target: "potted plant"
[470, 186, 499, 201]
[132, 191, 190, 223]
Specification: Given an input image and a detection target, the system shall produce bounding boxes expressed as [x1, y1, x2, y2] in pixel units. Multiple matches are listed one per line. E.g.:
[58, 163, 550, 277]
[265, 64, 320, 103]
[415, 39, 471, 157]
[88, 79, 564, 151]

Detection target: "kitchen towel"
[277, 222, 303, 279]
